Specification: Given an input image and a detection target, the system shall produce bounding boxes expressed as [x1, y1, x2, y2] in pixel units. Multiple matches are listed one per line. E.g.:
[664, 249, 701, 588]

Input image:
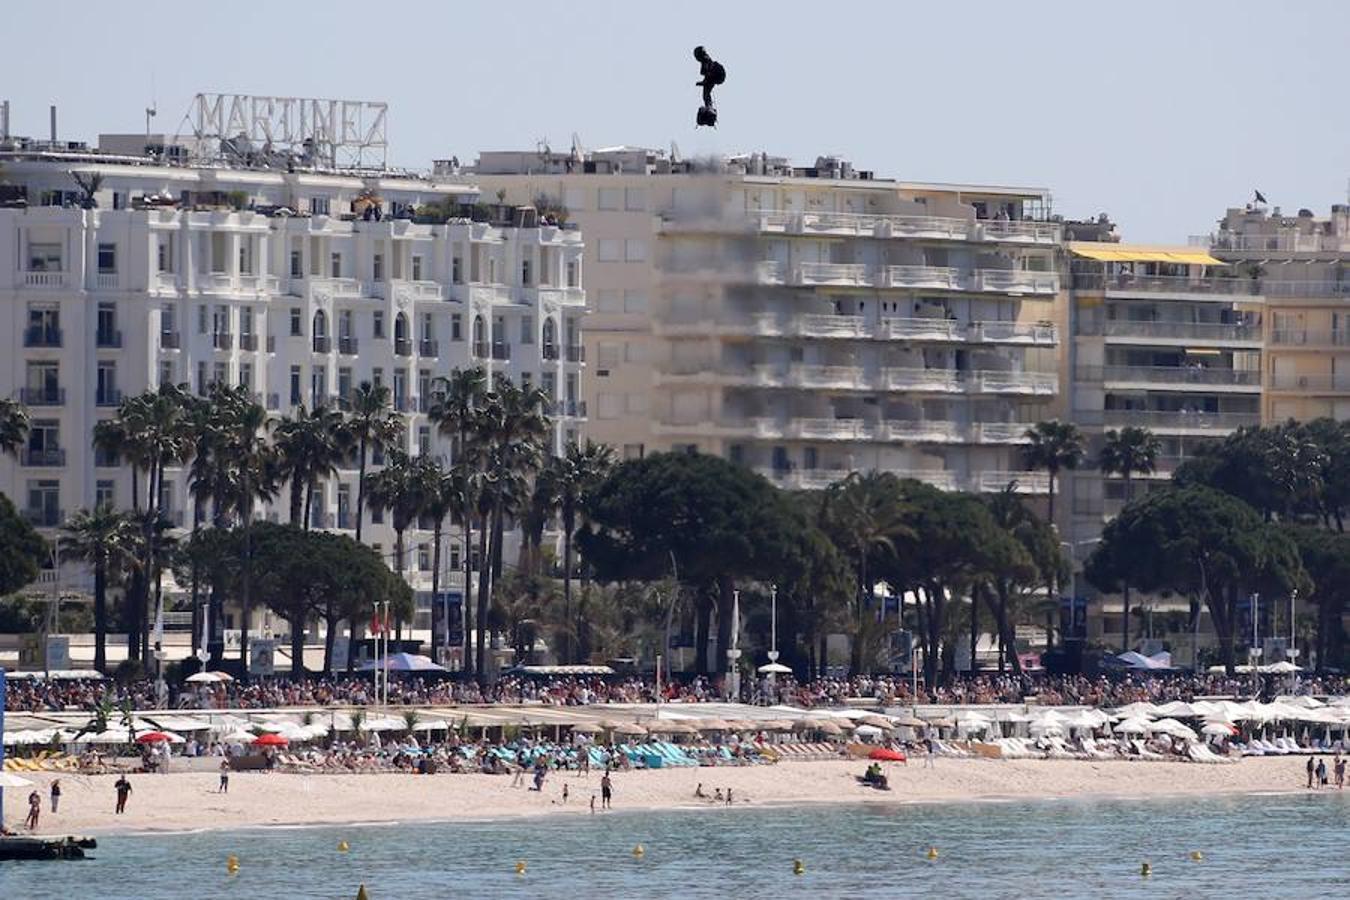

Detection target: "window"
[312, 366, 327, 405]
[623, 290, 648, 313]
[417, 543, 431, 572]
[625, 188, 646, 211]
[213, 362, 228, 386]
[196, 361, 208, 395]
[27, 480, 60, 525]
[521, 258, 532, 286]
[563, 187, 586, 211]
[452, 256, 462, 284]
[623, 443, 644, 461]
[239, 362, 253, 390]
[372, 367, 384, 390]
[626, 392, 649, 415]
[210, 233, 227, 273]
[97, 302, 117, 343]
[95, 480, 115, 510]
[421, 313, 434, 343]
[566, 260, 579, 288]
[338, 367, 353, 400]
[418, 425, 431, 456]
[160, 304, 175, 337]
[339, 310, 354, 339]
[198, 304, 208, 335]
[520, 315, 534, 345]
[598, 188, 622, 210]
[624, 239, 647, 262]
[290, 308, 303, 336]
[28, 243, 62, 271]
[337, 484, 352, 528]
[595, 290, 622, 313]
[96, 362, 117, 404]
[158, 360, 174, 387]
[373, 253, 384, 281]
[597, 239, 622, 262]
[239, 241, 253, 275]
[289, 366, 302, 405]
[597, 342, 621, 367]
[597, 393, 622, 419]
[97, 243, 117, 274]
[373, 311, 385, 339]
[451, 314, 462, 341]
[411, 255, 424, 281]
[157, 238, 173, 273]
[330, 252, 342, 278]
[313, 310, 328, 338]
[310, 197, 330, 216]
[240, 306, 254, 336]
[212, 305, 229, 338]
[290, 249, 303, 278]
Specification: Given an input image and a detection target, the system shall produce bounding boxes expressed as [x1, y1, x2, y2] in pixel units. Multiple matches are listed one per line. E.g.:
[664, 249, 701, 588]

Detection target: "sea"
[2, 792, 1347, 899]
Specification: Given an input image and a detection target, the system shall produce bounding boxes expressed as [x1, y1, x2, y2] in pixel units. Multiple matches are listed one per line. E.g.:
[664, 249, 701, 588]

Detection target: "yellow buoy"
[1141, 862, 1152, 877]
[793, 858, 805, 876]
[356, 885, 369, 900]
[515, 860, 527, 876]
[226, 854, 240, 874]
[1190, 851, 1203, 862]
[926, 847, 939, 860]
[632, 844, 645, 859]
[338, 840, 350, 853]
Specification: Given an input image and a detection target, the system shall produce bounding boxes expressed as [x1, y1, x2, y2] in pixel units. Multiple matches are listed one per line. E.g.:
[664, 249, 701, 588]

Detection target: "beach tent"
[1114, 651, 1173, 671]
[1259, 661, 1302, 674]
[359, 652, 447, 673]
[1113, 718, 1152, 735]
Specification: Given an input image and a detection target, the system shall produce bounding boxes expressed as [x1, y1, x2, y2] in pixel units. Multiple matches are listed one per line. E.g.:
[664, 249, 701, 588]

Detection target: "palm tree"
[1099, 426, 1161, 651]
[274, 404, 348, 529]
[418, 459, 458, 659]
[1021, 420, 1086, 529]
[824, 471, 914, 673]
[536, 440, 615, 664]
[59, 507, 139, 673]
[428, 366, 488, 666]
[0, 397, 30, 462]
[365, 450, 433, 640]
[343, 382, 404, 543]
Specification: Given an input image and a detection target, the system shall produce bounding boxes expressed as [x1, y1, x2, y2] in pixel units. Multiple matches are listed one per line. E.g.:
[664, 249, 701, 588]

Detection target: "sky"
[3, 0, 1347, 242]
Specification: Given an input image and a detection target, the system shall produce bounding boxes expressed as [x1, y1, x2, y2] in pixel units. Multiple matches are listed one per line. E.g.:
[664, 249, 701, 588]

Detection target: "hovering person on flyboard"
[694, 46, 726, 127]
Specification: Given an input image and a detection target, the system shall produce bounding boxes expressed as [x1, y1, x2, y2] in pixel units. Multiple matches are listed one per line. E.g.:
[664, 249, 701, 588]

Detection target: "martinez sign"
[191, 93, 388, 168]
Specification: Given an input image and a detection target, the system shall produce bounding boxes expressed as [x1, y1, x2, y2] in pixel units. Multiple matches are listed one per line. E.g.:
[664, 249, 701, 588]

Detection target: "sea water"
[2, 792, 1347, 899]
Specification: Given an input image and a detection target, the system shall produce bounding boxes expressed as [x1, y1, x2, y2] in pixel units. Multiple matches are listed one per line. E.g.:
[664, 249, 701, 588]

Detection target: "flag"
[1254, 189, 1267, 204]
[369, 611, 387, 636]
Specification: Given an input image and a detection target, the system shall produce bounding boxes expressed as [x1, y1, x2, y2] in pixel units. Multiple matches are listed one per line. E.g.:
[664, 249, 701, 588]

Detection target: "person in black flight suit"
[694, 46, 726, 127]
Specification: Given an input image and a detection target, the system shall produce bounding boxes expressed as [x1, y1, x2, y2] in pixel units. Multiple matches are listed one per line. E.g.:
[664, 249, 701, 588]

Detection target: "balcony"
[795, 262, 874, 287]
[20, 386, 66, 406]
[753, 211, 1061, 245]
[881, 368, 964, 392]
[968, 321, 1059, 345]
[96, 329, 123, 348]
[1076, 273, 1260, 298]
[267, 393, 280, 410]
[96, 389, 123, 407]
[963, 370, 1058, 395]
[21, 448, 66, 467]
[543, 344, 560, 360]
[23, 327, 63, 348]
[1261, 281, 1350, 299]
[1100, 409, 1261, 433]
[1195, 232, 1346, 254]
[565, 345, 585, 363]
[970, 471, 1051, 494]
[394, 338, 412, 357]
[491, 343, 512, 361]
[338, 336, 359, 354]
[1085, 365, 1262, 391]
[239, 333, 259, 352]
[1268, 373, 1350, 393]
[1100, 320, 1262, 345]
[550, 400, 588, 418]
[878, 317, 964, 341]
[96, 272, 119, 290]
[212, 332, 234, 350]
[1270, 329, 1350, 347]
[23, 507, 64, 527]
[160, 331, 181, 350]
[883, 266, 1059, 295]
[419, 339, 439, 357]
[23, 271, 68, 289]
[313, 335, 332, 353]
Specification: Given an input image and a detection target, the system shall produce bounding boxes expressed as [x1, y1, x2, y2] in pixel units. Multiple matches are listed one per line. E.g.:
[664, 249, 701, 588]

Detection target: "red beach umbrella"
[136, 731, 174, 744]
[869, 747, 907, 762]
[252, 733, 290, 747]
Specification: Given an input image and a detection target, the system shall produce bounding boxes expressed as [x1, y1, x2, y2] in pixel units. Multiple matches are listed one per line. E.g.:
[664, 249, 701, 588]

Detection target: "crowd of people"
[6, 670, 1348, 714]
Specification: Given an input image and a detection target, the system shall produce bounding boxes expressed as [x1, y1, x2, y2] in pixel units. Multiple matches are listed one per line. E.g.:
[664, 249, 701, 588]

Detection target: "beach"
[5, 756, 1321, 837]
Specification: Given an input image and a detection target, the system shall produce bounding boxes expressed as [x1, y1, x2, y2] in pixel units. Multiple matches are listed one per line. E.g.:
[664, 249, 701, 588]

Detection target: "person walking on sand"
[115, 775, 133, 814]
[25, 790, 41, 830]
[1334, 755, 1345, 789]
[924, 738, 936, 769]
[49, 779, 61, 814]
[590, 793, 596, 814]
[219, 759, 230, 793]
[562, 783, 569, 804]
[1316, 757, 1328, 788]
[1307, 756, 1316, 789]
[600, 772, 613, 810]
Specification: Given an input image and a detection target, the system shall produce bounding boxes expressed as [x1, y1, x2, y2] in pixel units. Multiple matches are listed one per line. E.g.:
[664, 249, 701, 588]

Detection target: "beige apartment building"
[475, 147, 1066, 496]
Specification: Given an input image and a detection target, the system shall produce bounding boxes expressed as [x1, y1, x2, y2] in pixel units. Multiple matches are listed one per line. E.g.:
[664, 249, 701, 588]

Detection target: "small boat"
[0, 835, 97, 861]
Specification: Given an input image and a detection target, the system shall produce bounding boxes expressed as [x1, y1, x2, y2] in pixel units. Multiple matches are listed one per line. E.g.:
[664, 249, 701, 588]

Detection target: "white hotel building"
[0, 110, 585, 642]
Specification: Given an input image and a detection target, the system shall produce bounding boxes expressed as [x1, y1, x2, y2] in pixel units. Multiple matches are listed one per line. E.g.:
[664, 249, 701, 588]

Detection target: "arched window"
[312, 310, 328, 338]
[542, 317, 557, 358]
[394, 312, 409, 342]
[473, 315, 486, 356]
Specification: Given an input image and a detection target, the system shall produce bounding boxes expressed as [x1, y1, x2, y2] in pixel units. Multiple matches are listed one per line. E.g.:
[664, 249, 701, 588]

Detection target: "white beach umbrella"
[1202, 722, 1238, 737]
[1113, 718, 1152, 735]
[1153, 701, 1195, 718]
[185, 672, 222, 684]
[1111, 702, 1158, 720]
[221, 730, 258, 743]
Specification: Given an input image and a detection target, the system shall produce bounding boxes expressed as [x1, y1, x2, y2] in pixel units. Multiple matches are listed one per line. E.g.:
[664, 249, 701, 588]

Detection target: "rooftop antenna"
[670, 140, 681, 164]
[145, 70, 157, 154]
[570, 132, 585, 162]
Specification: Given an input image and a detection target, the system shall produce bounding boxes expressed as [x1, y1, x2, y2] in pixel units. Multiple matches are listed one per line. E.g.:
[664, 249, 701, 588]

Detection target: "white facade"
[0, 147, 586, 630]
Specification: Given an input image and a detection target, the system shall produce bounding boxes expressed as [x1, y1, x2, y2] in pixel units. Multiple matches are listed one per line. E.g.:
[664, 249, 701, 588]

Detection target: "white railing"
[1194, 232, 1347, 253]
[403, 280, 445, 301]
[795, 262, 873, 286]
[153, 272, 180, 292]
[973, 471, 1051, 494]
[1270, 329, 1350, 347]
[966, 370, 1058, 394]
[1261, 281, 1350, 298]
[886, 265, 975, 291]
[1269, 373, 1350, 392]
[973, 423, 1033, 443]
[23, 271, 68, 288]
[977, 269, 1060, 295]
[798, 314, 868, 338]
[879, 317, 965, 341]
[95, 272, 119, 290]
[1103, 320, 1262, 342]
[1102, 409, 1261, 431]
[756, 211, 1060, 244]
[756, 261, 786, 284]
[970, 321, 1058, 344]
[202, 272, 234, 293]
[883, 420, 965, 443]
[1096, 365, 1262, 388]
[882, 368, 964, 392]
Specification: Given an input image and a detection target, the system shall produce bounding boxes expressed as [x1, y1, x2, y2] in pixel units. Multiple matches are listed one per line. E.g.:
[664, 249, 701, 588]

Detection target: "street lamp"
[767, 585, 779, 665]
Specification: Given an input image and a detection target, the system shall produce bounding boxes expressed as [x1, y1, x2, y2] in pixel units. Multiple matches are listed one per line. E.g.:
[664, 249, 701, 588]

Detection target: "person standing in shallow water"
[600, 772, 613, 810]
[1307, 756, 1316, 789]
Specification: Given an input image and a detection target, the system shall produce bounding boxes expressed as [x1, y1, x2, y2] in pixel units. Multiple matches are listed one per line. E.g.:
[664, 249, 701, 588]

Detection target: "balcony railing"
[239, 333, 259, 351]
[1270, 329, 1350, 347]
[394, 338, 412, 357]
[313, 335, 332, 353]
[96, 389, 123, 407]
[21, 448, 66, 467]
[1101, 409, 1261, 431]
[1260, 281, 1350, 298]
[339, 336, 359, 354]
[23, 327, 62, 348]
[96, 329, 123, 348]
[491, 343, 512, 361]
[1087, 365, 1262, 388]
[419, 339, 439, 357]
[23, 507, 64, 527]
[160, 331, 181, 349]
[1076, 273, 1260, 296]
[212, 332, 233, 350]
[549, 400, 588, 418]
[96, 272, 119, 290]
[310, 512, 336, 529]
[1195, 232, 1346, 253]
[23, 271, 67, 289]
[472, 342, 489, 359]
[755, 467, 1050, 494]
[1268, 373, 1350, 392]
[1102, 320, 1261, 342]
[565, 345, 585, 362]
[20, 387, 66, 406]
[754, 211, 1061, 244]
[542, 344, 560, 361]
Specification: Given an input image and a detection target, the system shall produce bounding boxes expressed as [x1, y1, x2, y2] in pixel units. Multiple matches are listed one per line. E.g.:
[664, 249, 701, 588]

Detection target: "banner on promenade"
[249, 638, 276, 676]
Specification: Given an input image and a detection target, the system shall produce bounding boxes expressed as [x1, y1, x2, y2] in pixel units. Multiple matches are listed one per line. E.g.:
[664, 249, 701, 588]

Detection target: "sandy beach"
[4, 757, 1327, 837]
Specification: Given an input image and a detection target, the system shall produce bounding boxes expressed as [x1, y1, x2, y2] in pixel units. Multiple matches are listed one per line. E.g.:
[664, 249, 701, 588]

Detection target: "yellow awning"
[1069, 242, 1226, 266]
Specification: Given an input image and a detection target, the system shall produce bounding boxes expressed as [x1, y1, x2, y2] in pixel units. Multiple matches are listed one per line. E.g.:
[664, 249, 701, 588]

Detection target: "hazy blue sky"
[4, 1, 1347, 241]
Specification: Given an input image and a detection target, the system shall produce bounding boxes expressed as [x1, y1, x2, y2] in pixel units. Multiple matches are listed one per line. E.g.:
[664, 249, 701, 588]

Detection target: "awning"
[1069, 242, 1226, 266]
